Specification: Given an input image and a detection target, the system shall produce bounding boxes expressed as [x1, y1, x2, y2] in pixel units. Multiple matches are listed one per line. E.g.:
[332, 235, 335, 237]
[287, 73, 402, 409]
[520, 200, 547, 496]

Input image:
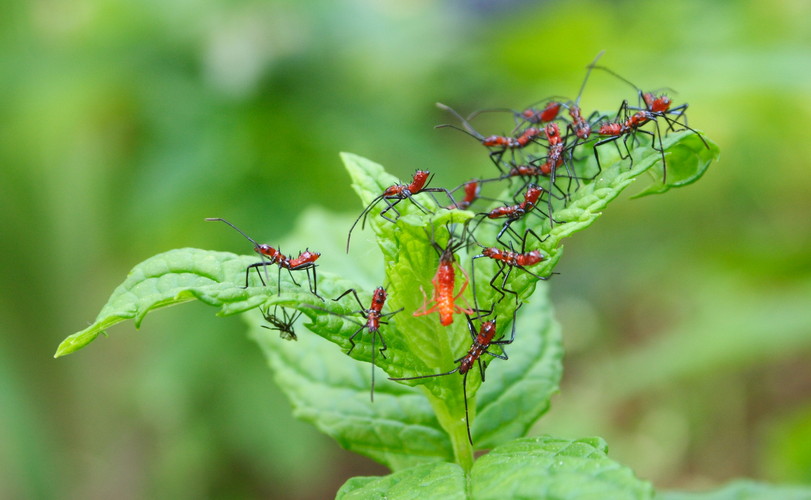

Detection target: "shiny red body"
[365, 286, 387, 332]
[522, 185, 543, 208]
[383, 170, 431, 197]
[539, 123, 565, 175]
[568, 105, 592, 139]
[286, 250, 321, 269]
[508, 164, 543, 177]
[481, 127, 541, 149]
[458, 321, 497, 374]
[644, 93, 671, 113]
[481, 248, 544, 268]
[256, 245, 321, 270]
[486, 185, 542, 220]
[450, 181, 481, 210]
[521, 102, 561, 124]
[597, 122, 626, 136]
[434, 253, 458, 326]
[414, 240, 473, 326]
[598, 110, 656, 138]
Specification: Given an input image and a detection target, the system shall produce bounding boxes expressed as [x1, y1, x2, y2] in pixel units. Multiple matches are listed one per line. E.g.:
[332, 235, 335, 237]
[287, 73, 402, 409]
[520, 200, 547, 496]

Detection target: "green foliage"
[56, 128, 720, 497]
[658, 480, 811, 500]
[336, 437, 654, 500]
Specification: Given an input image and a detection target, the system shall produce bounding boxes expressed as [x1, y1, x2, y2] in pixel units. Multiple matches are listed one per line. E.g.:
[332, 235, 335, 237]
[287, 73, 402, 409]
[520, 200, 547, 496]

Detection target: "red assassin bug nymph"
[330, 287, 404, 402]
[470, 229, 550, 308]
[346, 170, 457, 252]
[390, 306, 520, 445]
[205, 218, 322, 300]
[436, 102, 544, 174]
[447, 179, 482, 211]
[588, 63, 709, 184]
[464, 98, 563, 132]
[590, 63, 710, 146]
[413, 227, 475, 326]
[473, 184, 555, 247]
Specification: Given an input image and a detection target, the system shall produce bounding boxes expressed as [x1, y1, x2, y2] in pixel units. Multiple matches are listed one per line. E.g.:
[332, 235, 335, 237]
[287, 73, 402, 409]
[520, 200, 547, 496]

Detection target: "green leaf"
[472, 287, 563, 448]
[631, 131, 720, 197]
[336, 462, 465, 500]
[341, 152, 483, 469]
[335, 435, 654, 499]
[337, 134, 720, 468]
[247, 299, 454, 471]
[471, 436, 654, 500]
[242, 208, 456, 471]
[463, 130, 719, 326]
[58, 127, 720, 483]
[54, 248, 272, 357]
[657, 480, 811, 500]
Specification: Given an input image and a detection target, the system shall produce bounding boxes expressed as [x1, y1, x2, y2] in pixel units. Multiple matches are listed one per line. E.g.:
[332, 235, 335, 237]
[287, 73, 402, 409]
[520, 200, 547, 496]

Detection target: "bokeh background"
[2, 0, 811, 498]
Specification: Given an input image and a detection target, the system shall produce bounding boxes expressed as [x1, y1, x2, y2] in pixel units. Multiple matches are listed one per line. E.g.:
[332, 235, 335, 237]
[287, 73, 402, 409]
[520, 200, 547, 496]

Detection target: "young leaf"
[470, 436, 654, 499]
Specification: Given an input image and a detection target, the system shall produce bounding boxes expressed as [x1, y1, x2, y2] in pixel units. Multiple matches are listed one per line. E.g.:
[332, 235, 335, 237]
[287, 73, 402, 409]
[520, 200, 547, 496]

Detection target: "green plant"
[56, 129, 805, 499]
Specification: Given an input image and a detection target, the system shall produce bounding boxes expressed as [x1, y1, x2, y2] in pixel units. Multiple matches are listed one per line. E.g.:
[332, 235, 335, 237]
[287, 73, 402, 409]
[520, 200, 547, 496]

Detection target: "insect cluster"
[208, 53, 708, 446]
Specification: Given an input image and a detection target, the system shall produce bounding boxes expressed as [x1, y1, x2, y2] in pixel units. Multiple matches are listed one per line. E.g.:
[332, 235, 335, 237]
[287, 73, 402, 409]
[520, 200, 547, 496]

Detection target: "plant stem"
[426, 389, 474, 473]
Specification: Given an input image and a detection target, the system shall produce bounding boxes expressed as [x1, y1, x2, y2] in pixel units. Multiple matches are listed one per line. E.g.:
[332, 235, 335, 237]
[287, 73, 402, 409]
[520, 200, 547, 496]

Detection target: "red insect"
[588, 63, 709, 183]
[470, 229, 549, 307]
[413, 228, 474, 326]
[465, 98, 563, 133]
[331, 287, 403, 402]
[519, 100, 563, 126]
[605, 68, 709, 142]
[447, 180, 482, 211]
[531, 122, 575, 201]
[260, 304, 302, 341]
[436, 102, 544, 174]
[590, 63, 688, 127]
[206, 218, 322, 299]
[390, 307, 519, 445]
[346, 170, 456, 252]
[536, 123, 566, 176]
[477, 184, 550, 246]
[591, 101, 668, 181]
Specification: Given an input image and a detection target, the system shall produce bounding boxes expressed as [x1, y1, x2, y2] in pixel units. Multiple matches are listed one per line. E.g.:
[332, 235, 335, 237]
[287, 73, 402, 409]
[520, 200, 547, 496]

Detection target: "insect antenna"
[205, 217, 272, 287]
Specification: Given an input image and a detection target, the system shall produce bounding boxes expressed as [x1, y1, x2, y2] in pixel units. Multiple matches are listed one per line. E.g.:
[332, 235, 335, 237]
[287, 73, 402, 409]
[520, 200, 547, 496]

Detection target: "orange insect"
[413, 228, 474, 326]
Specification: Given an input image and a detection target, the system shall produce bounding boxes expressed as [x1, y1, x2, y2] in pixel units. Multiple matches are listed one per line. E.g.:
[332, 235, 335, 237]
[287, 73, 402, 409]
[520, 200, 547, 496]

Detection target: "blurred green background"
[2, 0, 810, 498]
